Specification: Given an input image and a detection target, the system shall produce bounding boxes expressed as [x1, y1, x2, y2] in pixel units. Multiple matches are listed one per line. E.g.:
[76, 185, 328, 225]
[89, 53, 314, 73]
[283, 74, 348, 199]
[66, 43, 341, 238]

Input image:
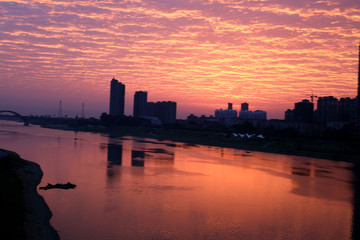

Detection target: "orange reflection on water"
[0, 122, 354, 240]
[170, 146, 353, 239]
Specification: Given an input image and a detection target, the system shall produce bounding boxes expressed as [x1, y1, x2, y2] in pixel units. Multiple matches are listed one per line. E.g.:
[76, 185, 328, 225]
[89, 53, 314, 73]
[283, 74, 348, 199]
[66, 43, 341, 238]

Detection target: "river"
[0, 120, 356, 239]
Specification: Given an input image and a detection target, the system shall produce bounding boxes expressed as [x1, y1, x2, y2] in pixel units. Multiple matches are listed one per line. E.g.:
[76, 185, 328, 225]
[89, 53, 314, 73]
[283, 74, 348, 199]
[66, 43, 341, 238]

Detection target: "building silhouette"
[294, 99, 313, 122]
[285, 109, 295, 122]
[285, 96, 357, 125]
[239, 110, 267, 120]
[132, 91, 177, 124]
[241, 102, 249, 111]
[215, 103, 237, 119]
[238, 102, 267, 120]
[145, 102, 155, 117]
[316, 96, 338, 122]
[146, 101, 176, 124]
[315, 96, 357, 123]
[133, 91, 148, 117]
[109, 77, 125, 116]
[338, 97, 357, 122]
[157, 101, 177, 124]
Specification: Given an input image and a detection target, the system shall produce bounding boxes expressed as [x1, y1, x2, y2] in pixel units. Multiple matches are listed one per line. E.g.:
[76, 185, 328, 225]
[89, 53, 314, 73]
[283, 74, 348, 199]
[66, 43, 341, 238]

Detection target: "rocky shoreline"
[0, 149, 59, 240]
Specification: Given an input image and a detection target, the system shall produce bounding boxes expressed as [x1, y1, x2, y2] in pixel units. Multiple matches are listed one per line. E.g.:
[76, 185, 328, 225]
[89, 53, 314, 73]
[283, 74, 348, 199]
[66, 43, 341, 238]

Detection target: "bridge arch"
[0, 110, 29, 126]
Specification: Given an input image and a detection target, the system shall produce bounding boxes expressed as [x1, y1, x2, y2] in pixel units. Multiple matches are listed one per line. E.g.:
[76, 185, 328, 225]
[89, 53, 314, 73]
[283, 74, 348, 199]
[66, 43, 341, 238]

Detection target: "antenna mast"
[57, 100, 63, 118]
[81, 103, 85, 119]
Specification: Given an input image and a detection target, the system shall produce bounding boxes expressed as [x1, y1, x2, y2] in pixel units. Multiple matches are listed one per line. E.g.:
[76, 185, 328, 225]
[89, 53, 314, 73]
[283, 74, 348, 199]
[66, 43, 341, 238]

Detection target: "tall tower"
[81, 103, 85, 119]
[133, 91, 148, 117]
[57, 100, 63, 118]
[109, 77, 125, 116]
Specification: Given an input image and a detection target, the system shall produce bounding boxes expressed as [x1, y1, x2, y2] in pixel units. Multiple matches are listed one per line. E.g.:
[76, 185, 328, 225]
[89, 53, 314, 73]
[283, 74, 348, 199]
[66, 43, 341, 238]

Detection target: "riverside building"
[109, 77, 125, 116]
[133, 91, 148, 117]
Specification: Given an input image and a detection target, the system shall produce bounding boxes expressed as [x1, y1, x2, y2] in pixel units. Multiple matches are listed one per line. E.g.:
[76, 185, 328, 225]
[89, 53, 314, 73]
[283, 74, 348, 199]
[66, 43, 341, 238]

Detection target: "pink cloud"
[0, 0, 359, 119]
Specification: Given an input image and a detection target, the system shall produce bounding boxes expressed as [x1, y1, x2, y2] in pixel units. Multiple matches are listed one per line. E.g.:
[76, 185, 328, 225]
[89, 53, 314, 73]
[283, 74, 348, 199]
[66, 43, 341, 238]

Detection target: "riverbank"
[0, 149, 59, 240]
[43, 124, 360, 162]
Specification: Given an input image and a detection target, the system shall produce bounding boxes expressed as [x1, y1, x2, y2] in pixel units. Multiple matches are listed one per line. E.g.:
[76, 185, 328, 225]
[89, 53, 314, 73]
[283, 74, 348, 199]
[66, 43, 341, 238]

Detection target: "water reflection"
[107, 144, 123, 167]
[134, 138, 177, 148]
[0, 121, 357, 240]
[145, 147, 174, 166]
[132, 139, 175, 166]
[105, 137, 176, 170]
[106, 143, 123, 182]
[291, 166, 311, 176]
[352, 162, 360, 239]
[131, 150, 145, 167]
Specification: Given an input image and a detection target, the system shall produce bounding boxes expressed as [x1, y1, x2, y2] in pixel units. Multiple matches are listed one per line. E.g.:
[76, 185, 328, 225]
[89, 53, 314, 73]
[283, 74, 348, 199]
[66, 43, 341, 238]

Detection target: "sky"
[1, 0, 360, 119]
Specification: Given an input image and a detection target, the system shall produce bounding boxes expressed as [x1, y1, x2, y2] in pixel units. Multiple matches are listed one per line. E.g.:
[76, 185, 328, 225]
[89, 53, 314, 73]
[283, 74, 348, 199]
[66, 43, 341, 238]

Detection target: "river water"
[0, 120, 356, 239]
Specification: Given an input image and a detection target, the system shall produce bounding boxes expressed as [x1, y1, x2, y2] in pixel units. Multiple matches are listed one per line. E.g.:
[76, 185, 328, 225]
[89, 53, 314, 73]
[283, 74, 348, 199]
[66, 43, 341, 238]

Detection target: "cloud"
[0, 0, 359, 118]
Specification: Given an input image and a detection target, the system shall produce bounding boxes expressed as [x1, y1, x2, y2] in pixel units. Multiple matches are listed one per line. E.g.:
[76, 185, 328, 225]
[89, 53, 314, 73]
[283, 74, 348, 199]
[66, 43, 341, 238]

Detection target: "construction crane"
[310, 93, 318, 103]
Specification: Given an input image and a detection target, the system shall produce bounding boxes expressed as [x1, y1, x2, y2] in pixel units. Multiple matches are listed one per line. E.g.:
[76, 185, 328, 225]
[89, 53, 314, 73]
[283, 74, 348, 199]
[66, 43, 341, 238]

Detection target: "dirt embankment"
[0, 149, 59, 240]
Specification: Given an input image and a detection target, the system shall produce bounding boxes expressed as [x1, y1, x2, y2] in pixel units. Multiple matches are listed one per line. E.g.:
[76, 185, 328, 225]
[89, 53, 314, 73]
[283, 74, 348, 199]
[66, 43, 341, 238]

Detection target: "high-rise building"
[133, 91, 148, 117]
[215, 103, 237, 119]
[238, 102, 266, 120]
[241, 102, 249, 111]
[142, 100, 177, 124]
[313, 96, 357, 123]
[338, 97, 357, 122]
[215, 108, 237, 119]
[154, 101, 177, 124]
[294, 99, 313, 122]
[317, 96, 338, 122]
[285, 109, 295, 122]
[239, 110, 267, 120]
[109, 77, 125, 116]
[145, 102, 155, 117]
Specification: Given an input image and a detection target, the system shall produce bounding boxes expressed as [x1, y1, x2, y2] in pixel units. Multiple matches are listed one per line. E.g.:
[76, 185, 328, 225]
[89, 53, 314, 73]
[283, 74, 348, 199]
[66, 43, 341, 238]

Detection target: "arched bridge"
[0, 110, 30, 126]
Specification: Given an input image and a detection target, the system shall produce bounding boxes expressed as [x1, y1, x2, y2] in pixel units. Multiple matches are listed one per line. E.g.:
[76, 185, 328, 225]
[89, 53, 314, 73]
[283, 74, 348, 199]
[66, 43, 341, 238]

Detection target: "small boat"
[39, 182, 76, 190]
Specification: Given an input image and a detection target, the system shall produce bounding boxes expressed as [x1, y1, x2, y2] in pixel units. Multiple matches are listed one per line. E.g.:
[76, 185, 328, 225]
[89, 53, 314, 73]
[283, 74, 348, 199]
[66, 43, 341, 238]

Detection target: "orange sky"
[1, 0, 360, 119]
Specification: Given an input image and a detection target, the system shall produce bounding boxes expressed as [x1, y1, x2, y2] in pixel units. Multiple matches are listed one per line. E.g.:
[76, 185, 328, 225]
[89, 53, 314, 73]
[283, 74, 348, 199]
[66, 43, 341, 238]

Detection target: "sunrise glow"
[1, 0, 360, 119]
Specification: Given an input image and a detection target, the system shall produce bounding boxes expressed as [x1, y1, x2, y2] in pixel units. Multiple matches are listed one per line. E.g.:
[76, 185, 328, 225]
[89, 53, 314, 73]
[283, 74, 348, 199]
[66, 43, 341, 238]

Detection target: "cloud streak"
[0, 0, 360, 118]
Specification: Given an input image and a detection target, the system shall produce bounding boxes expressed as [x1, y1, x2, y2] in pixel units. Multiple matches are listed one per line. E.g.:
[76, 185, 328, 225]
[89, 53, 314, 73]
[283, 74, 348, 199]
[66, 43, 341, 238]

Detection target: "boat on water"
[39, 182, 76, 190]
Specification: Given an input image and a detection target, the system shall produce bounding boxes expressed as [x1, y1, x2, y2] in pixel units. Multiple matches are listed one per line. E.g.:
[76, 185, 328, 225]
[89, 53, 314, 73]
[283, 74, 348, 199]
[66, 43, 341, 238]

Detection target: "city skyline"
[1, 1, 360, 119]
[133, 89, 177, 124]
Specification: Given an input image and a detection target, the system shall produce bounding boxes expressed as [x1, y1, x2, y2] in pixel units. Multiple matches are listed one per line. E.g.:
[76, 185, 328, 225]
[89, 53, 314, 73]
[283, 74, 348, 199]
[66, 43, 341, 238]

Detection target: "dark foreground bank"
[0, 149, 59, 240]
